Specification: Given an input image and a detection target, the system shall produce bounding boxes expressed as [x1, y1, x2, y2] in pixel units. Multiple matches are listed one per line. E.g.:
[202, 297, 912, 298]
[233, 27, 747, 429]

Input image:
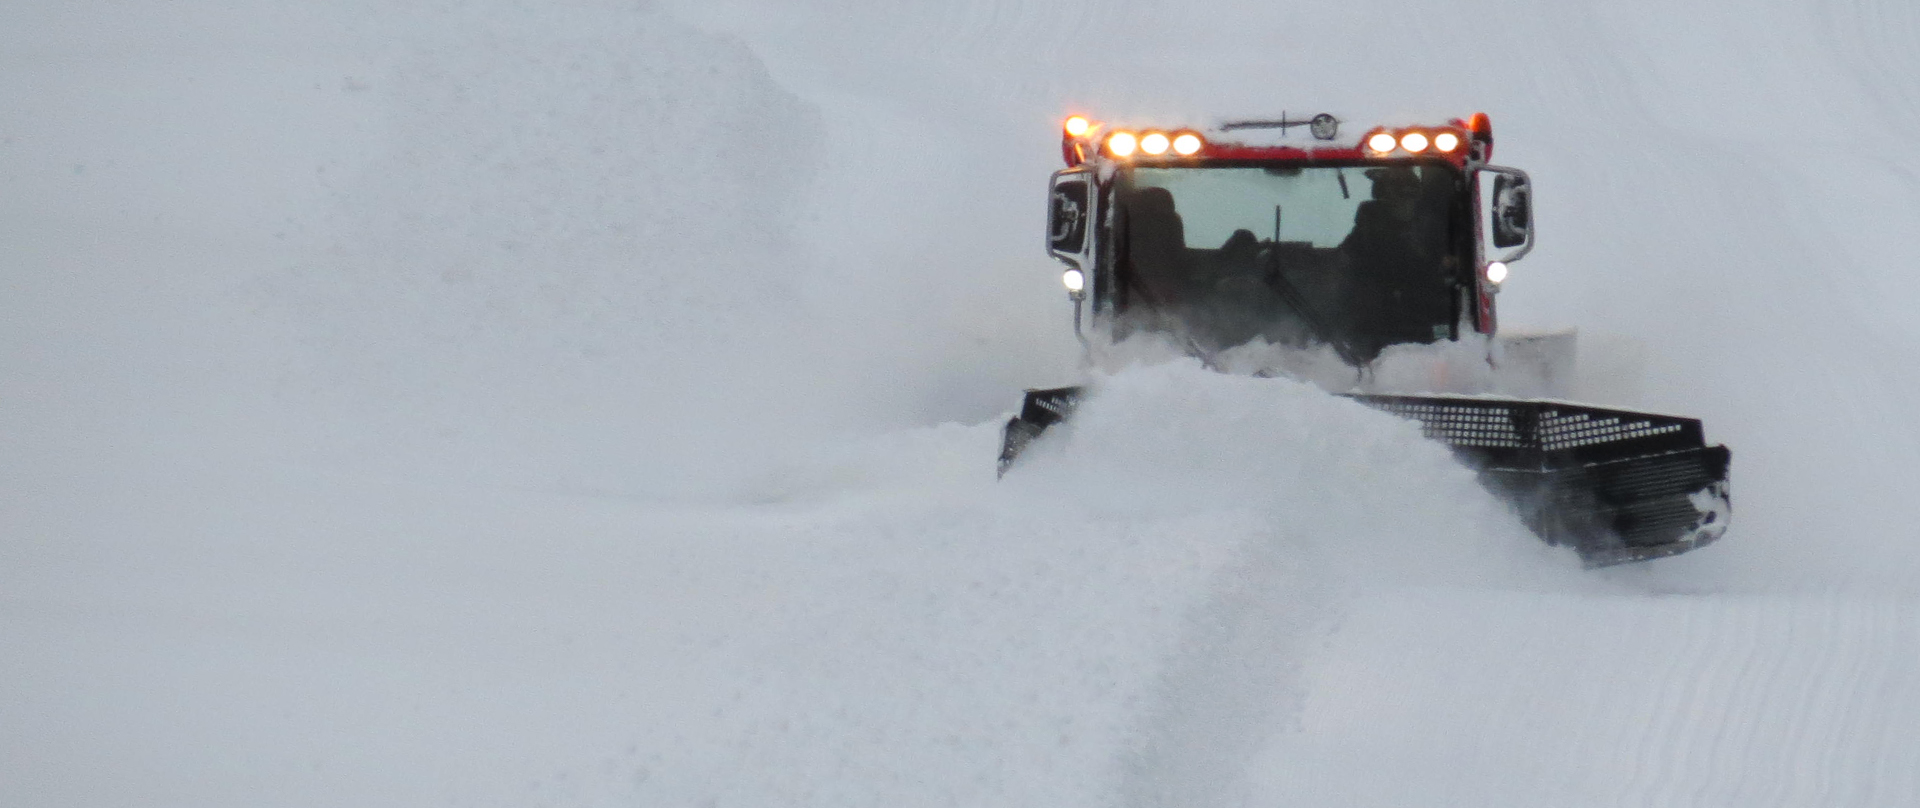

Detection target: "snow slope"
[4, 0, 1919, 806]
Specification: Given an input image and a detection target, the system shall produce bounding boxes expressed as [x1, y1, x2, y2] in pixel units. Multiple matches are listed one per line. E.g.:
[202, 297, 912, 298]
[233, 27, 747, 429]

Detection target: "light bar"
[1080, 116, 1489, 161]
[1366, 128, 1468, 155]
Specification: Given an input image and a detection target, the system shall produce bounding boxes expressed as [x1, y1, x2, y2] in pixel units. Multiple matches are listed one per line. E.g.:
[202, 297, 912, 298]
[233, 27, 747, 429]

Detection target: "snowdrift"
[5, 0, 1920, 805]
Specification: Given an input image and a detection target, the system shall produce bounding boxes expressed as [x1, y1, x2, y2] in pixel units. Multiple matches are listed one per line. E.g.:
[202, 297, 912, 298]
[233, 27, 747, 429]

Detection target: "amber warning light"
[1063, 115, 1208, 163]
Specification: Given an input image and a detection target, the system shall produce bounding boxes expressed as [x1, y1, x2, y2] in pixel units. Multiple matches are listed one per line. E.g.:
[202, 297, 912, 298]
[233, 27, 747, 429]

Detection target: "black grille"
[1353, 394, 1729, 562]
[1359, 399, 1530, 449]
[1353, 395, 1708, 467]
[1538, 410, 1685, 452]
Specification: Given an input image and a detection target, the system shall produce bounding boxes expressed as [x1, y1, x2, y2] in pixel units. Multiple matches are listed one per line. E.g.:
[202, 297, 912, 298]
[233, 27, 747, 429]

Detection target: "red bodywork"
[1058, 114, 1502, 334]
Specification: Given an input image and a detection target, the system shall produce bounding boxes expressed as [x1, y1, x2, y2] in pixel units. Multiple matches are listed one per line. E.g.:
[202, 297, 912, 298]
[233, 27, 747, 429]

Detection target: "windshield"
[1114, 162, 1469, 363]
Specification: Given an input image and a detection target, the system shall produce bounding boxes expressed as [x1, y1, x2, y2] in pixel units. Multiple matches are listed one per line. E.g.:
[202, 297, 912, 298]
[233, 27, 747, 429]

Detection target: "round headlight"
[1400, 131, 1430, 153]
[1172, 132, 1203, 155]
[1487, 261, 1508, 285]
[1062, 268, 1086, 293]
[1140, 132, 1170, 155]
[1433, 131, 1461, 152]
[1367, 132, 1398, 153]
[1107, 131, 1137, 157]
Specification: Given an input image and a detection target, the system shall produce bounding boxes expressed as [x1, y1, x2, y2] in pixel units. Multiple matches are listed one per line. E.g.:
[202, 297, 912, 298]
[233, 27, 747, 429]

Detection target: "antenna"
[1219, 113, 1341, 141]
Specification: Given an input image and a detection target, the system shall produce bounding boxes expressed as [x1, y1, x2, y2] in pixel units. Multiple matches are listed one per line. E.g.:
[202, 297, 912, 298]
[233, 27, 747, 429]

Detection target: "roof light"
[1064, 116, 1091, 136]
[1172, 132, 1203, 155]
[1469, 112, 1494, 158]
[1400, 131, 1430, 153]
[1468, 112, 1493, 139]
[1487, 261, 1508, 285]
[1367, 132, 1398, 153]
[1140, 132, 1170, 155]
[1107, 131, 1137, 157]
[1434, 131, 1461, 152]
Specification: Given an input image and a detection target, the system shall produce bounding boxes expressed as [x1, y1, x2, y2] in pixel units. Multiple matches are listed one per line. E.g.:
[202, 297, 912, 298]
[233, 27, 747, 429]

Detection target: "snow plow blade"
[997, 387, 1731, 567]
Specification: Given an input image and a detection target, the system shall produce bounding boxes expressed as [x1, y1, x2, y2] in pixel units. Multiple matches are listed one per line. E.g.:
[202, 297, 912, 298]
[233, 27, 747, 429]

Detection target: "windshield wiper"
[1259, 246, 1364, 367]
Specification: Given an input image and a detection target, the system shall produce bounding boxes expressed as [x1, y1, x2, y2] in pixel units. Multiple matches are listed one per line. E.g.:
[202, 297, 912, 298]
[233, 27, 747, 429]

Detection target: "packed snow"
[4, 1, 1919, 806]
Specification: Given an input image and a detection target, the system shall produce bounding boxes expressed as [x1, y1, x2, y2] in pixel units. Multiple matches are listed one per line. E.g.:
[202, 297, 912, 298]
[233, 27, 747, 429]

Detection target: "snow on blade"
[1009, 362, 1563, 586]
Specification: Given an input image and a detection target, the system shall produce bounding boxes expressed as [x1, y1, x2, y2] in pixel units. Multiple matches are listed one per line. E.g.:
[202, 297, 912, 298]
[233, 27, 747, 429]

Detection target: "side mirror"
[1046, 171, 1091, 264]
[1492, 173, 1530, 248]
[1478, 166, 1534, 262]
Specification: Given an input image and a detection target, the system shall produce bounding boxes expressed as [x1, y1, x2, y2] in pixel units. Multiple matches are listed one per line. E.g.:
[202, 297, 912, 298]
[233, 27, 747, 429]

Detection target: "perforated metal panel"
[1538, 410, 1683, 451]
[1361, 400, 1529, 449]
[1352, 395, 1707, 467]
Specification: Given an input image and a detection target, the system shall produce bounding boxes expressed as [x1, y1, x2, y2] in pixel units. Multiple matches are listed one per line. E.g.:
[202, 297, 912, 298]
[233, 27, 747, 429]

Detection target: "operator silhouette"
[1339, 166, 1450, 358]
[1123, 186, 1192, 307]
